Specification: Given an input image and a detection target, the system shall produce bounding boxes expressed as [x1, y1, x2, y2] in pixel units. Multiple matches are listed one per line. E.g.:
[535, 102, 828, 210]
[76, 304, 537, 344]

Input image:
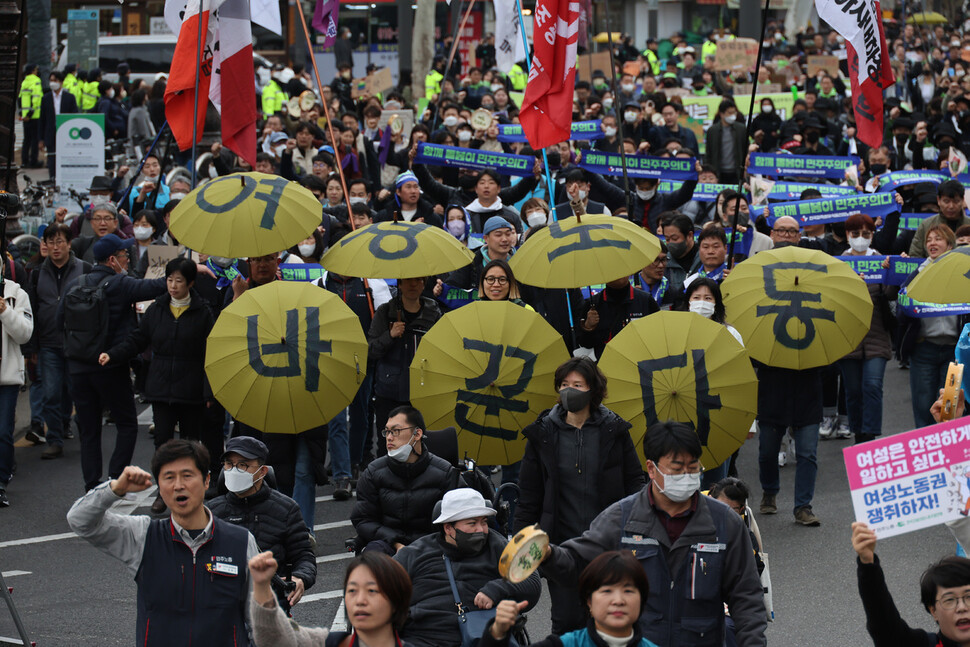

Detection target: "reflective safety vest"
[63, 74, 81, 105]
[425, 69, 444, 100]
[702, 40, 718, 63]
[642, 49, 660, 75]
[81, 80, 100, 112]
[261, 79, 286, 119]
[508, 63, 527, 91]
[18, 74, 41, 119]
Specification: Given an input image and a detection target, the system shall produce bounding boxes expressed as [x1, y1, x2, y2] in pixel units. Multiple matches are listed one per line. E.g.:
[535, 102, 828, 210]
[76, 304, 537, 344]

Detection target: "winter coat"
[394, 531, 542, 647]
[209, 483, 316, 612]
[26, 255, 91, 350]
[589, 172, 698, 232]
[351, 449, 460, 546]
[843, 282, 896, 361]
[103, 290, 214, 405]
[367, 296, 441, 401]
[513, 404, 645, 542]
[574, 285, 659, 357]
[0, 280, 33, 386]
[754, 362, 823, 429]
[481, 619, 660, 647]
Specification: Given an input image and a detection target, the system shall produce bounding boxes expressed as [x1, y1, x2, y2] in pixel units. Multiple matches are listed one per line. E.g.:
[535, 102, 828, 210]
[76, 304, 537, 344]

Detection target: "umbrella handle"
[420, 358, 426, 387]
[355, 353, 361, 385]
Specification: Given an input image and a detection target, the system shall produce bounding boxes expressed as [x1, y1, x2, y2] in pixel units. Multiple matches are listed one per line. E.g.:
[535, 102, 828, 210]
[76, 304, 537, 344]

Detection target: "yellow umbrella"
[205, 281, 367, 434]
[906, 11, 948, 24]
[169, 172, 322, 258]
[509, 214, 662, 288]
[905, 248, 970, 304]
[410, 301, 569, 464]
[320, 220, 475, 279]
[599, 311, 757, 469]
[593, 32, 623, 44]
[721, 246, 872, 370]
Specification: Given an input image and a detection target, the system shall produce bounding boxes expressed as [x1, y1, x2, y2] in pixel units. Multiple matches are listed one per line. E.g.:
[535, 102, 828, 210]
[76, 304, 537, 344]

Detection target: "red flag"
[520, 0, 580, 149]
[164, 0, 213, 154]
[209, 0, 257, 167]
[815, 0, 894, 149]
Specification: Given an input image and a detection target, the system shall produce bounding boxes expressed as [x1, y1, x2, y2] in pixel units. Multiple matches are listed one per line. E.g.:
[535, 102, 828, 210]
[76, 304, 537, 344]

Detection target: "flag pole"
[430, 0, 476, 132]
[513, 0, 579, 350]
[727, 0, 771, 269]
[191, 0, 206, 188]
[602, 17, 633, 217]
[116, 121, 170, 210]
[295, 0, 374, 317]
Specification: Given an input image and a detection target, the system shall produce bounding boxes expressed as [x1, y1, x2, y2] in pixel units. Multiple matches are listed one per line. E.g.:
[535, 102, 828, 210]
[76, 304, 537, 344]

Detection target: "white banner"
[55, 114, 105, 191]
[815, 0, 882, 84]
[494, 0, 527, 74]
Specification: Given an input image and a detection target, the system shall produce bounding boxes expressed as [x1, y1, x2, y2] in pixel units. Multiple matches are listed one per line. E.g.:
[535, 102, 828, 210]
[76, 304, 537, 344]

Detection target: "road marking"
[0, 571, 31, 578]
[316, 552, 353, 564]
[315, 494, 334, 503]
[0, 532, 76, 549]
[313, 520, 352, 532]
[331, 600, 348, 632]
[300, 589, 343, 603]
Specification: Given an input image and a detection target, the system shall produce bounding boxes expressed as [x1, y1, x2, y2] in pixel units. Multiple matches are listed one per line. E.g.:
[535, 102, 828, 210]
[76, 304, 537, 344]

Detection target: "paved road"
[0, 362, 955, 646]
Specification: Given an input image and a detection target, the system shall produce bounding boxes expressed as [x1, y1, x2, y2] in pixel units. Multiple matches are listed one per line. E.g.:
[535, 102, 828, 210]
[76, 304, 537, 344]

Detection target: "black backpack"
[62, 273, 113, 363]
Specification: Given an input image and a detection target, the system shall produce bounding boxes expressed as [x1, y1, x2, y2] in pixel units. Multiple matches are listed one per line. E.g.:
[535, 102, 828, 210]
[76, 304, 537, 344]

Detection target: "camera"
[0, 191, 21, 216]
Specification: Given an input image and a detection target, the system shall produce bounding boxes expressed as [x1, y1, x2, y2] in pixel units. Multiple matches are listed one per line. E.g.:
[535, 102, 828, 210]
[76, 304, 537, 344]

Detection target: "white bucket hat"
[433, 488, 497, 524]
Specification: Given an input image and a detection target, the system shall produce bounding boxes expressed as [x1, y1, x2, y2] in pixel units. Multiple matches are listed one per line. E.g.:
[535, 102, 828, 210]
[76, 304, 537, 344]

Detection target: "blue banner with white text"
[747, 153, 859, 179]
[415, 142, 534, 177]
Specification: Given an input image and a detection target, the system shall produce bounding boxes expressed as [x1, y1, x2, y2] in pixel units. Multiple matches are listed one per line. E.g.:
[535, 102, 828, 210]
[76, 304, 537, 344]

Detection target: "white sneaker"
[787, 432, 797, 460]
[819, 417, 836, 439]
[778, 450, 787, 467]
[836, 421, 853, 439]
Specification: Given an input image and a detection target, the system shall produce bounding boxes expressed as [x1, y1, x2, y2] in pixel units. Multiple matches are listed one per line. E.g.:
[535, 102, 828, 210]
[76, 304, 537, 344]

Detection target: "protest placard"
[843, 418, 970, 539]
[577, 51, 612, 82]
[807, 55, 840, 76]
[136, 245, 180, 314]
[714, 38, 758, 72]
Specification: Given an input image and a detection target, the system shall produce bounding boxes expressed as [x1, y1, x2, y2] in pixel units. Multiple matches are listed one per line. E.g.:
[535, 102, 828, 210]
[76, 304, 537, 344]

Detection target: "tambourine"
[286, 97, 302, 118]
[388, 114, 404, 135]
[498, 525, 549, 583]
[299, 90, 317, 111]
[471, 108, 493, 131]
[942, 362, 964, 422]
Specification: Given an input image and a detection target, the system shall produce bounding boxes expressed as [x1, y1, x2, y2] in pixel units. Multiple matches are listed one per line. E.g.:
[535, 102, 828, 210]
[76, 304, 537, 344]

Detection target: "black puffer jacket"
[513, 404, 645, 542]
[104, 290, 214, 404]
[351, 449, 459, 546]
[209, 484, 316, 613]
[394, 530, 542, 647]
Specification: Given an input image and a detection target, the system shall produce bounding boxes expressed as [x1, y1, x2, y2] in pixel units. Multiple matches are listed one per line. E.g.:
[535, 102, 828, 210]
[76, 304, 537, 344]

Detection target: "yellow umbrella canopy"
[320, 220, 476, 279]
[410, 301, 569, 465]
[169, 172, 322, 258]
[906, 247, 970, 304]
[509, 214, 662, 288]
[205, 282, 368, 434]
[599, 311, 758, 469]
[906, 11, 948, 23]
[721, 246, 873, 370]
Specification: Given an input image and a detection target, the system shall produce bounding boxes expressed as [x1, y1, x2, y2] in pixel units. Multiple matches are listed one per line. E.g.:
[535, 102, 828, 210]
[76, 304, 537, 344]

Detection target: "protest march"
[8, 0, 970, 644]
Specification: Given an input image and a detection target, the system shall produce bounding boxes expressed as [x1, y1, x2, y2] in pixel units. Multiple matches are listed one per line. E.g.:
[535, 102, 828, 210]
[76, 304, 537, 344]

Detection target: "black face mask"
[870, 163, 888, 175]
[805, 131, 820, 144]
[453, 528, 488, 555]
[458, 174, 478, 190]
[559, 387, 592, 412]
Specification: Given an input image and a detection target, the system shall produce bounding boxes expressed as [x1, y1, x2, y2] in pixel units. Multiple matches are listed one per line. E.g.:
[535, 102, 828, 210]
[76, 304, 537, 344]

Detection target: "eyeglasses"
[483, 276, 508, 285]
[223, 459, 256, 472]
[92, 216, 117, 223]
[651, 256, 669, 266]
[113, 251, 129, 260]
[46, 238, 69, 247]
[380, 426, 417, 438]
[936, 593, 970, 610]
[771, 228, 800, 237]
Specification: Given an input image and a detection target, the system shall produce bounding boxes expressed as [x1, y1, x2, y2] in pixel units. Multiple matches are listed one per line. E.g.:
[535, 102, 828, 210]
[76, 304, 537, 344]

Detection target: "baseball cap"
[92, 233, 136, 262]
[222, 436, 269, 462]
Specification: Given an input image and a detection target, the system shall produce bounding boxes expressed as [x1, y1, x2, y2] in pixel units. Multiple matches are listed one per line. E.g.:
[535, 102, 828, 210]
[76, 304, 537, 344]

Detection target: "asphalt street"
[0, 362, 955, 646]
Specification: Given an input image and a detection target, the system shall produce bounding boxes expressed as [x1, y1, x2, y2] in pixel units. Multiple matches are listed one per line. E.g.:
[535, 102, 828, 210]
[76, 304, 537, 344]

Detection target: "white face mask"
[133, 226, 153, 241]
[689, 300, 716, 318]
[603, 98, 614, 109]
[142, 175, 159, 185]
[106, 89, 115, 99]
[637, 188, 656, 200]
[170, 192, 188, 201]
[90, 195, 110, 206]
[50, 81, 62, 92]
[490, 83, 504, 92]
[349, 196, 367, 205]
[224, 467, 264, 494]
[621, 83, 635, 93]
[603, 126, 617, 137]
[458, 130, 472, 142]
[654, 464, 701, 502]
[724, 113, 737, 124]
[624, 112, 638, 124]
[443, 115, 459, 127]
[575, 189, 587, 201]
[526, 211, 547, 228]
[298, 243, 317, 257]
[388, 434, 418, 462]
[849, 235, 871, 253]
[761, 104, 773, 114]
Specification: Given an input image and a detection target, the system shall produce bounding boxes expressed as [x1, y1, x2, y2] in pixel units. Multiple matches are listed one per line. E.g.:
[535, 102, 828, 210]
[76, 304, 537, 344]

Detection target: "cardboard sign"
[351, 67, 394, 98]
[714, 38, 758, 72]
[807, 55, 840, 77]
[733, 83, 782, 96]
[622, 61, 642, 76]
[577, 51, 612, 83]
[843, 418, 970, 539]
[136, 245, 180, 314]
